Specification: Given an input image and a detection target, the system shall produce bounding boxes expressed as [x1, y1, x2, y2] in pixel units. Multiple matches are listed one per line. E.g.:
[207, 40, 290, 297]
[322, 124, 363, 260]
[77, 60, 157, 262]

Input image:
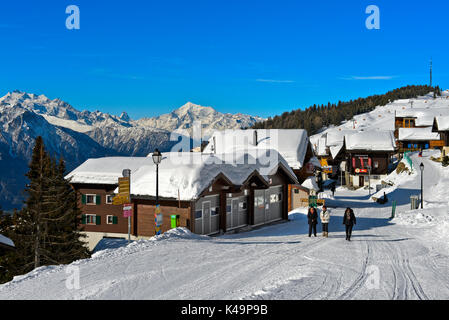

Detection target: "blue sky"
[0, 0, 447, 119]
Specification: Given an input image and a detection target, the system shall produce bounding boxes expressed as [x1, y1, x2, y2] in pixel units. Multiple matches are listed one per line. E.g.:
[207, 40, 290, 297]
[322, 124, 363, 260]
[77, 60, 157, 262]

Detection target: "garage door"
[266, 186, 283, 222]
[194, 195, 220, 235]
[226, 196, 248, 230]
[253, 186, 283, 225]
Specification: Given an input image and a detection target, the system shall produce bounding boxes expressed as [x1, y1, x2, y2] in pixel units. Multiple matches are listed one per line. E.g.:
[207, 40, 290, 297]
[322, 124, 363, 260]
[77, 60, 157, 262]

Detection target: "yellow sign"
[112, 195, 129, 205]
[113, 177, 131, 205]
[118, 177, 130, 195]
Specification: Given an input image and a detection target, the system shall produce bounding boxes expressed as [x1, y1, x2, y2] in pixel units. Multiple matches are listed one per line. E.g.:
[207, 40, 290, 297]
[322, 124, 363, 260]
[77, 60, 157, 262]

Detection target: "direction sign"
[118, 177, 130, 196]
[112, 195, 129, 205]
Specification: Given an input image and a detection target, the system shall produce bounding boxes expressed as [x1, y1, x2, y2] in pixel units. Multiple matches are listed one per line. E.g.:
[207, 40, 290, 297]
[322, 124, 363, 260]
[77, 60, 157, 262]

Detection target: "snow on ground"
[1, 149, 449, 300]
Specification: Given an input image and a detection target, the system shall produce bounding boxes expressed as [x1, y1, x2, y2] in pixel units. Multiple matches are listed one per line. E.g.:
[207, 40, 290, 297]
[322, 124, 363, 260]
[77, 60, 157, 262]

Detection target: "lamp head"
[152, 149, 162, 165]
[420, 163, 424, 171]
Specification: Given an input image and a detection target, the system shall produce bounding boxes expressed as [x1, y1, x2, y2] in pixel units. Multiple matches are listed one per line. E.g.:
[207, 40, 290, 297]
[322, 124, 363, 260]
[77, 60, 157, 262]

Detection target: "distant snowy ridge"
[0, 91, 264, 209]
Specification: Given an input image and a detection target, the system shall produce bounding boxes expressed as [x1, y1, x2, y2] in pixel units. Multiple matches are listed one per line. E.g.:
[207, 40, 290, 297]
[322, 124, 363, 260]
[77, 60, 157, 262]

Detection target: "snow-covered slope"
[3, 148, 449, 299]
[310, 90, 449, 154]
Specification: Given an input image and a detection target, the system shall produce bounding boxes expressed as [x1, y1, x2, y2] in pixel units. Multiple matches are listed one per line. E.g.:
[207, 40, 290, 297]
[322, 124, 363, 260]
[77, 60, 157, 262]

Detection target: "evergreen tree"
[0, 137, 90, 284]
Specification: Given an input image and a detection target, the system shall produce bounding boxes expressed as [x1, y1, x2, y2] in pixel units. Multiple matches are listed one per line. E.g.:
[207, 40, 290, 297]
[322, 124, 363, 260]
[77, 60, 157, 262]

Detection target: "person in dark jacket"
[307, 207, 318, 237]
[342, 207, 356, 241]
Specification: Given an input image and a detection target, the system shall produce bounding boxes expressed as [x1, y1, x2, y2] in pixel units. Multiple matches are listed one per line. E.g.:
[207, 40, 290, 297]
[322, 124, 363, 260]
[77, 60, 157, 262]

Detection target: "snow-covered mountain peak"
[120, 111, 131, 122]
[174, 102, 215, 117]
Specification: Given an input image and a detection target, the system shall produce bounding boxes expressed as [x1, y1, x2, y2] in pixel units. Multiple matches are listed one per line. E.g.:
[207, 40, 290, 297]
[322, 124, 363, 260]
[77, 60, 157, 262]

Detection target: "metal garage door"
[254, 189, 267, 226]
[266, 186, 283, 222]
[253, 186, 283, 225]
[226, 196, 248, 230]
[194, 195, 220, 235]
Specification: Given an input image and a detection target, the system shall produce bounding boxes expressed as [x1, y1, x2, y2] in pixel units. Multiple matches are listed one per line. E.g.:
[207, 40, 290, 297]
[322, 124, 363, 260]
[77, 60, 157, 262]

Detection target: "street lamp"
[152, 149, 163, 205]
[420, 163, 424, 209]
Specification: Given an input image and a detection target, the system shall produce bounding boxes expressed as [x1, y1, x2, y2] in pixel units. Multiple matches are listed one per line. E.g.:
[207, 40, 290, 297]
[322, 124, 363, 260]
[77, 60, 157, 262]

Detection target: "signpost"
[113, 170, 132, 243]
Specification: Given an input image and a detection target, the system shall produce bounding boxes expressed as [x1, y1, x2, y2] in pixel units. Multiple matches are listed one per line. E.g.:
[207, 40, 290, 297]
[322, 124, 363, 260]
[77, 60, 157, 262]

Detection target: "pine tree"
[0, 137, 90, 283]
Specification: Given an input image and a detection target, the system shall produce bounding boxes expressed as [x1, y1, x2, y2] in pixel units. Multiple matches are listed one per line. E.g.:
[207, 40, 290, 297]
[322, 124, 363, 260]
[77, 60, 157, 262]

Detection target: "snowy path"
[1, 152, 449, 300]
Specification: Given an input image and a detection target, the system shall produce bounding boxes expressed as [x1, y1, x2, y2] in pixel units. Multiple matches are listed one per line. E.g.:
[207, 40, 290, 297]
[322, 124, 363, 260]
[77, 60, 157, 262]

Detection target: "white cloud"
[256, 79, 295, 83]
[340, 75, 397, 80]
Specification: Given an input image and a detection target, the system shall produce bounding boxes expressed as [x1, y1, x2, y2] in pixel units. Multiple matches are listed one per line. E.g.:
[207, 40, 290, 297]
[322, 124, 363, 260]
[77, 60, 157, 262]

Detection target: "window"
[255, 196, 264, 207]
[195, 210, 202, 219]
[106, 195, 113, 204]
[374, 161, 379, 169]
[212, 207, 220, 216]
[106, 215, 118, 225]
[83, 194, 99, 205]
[294, 189, 299, 194]
[85, 214, 97, 225]
[226, 200, 232, 213]
[239, 201, 247, 210]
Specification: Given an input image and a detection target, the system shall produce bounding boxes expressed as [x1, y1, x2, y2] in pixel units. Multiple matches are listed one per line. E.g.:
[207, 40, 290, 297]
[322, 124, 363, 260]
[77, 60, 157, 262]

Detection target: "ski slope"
[1, 148, 448, 300]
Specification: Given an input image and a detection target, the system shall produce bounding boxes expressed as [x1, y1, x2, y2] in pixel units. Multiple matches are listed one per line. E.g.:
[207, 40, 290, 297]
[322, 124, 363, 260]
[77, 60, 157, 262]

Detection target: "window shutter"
[81, 214, 86, 225]
[112, 216, 118, 225]
[81, 194, 86, 204]
[96, 215, 101, 225]
[96, 195, 101, 205]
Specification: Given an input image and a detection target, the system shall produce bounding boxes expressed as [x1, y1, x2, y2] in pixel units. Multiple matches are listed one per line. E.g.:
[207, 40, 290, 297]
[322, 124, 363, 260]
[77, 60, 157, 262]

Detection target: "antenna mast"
[430, 58, 433, 87]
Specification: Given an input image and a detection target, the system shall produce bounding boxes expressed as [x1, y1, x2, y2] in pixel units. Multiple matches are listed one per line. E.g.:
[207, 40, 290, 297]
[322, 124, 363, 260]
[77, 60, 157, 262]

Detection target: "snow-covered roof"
[435, 116, 449, 131]
[0, 234, 14, 248]
[398, 127, 441, 141]
[67, 151, 298, 201]
[203, 129, 309, 170]
[345, 131, 396, 151]
[66, 157, 153, 185]
[312, 130, 352, 159]
[129, 151, 297, 200]
[396, 108, 449, 126]
[301, 176, 319, 191]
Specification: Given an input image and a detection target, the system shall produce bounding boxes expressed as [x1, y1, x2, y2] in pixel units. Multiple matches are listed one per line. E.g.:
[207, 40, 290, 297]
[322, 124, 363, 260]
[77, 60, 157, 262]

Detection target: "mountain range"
[0, 91, 264, 210]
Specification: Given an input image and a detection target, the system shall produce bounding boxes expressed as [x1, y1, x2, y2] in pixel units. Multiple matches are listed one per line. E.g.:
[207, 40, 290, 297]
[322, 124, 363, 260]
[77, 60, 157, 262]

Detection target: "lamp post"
[152, 149, 163, 235]
[152, 149, 163, 205]
[420, 163, 424, 209]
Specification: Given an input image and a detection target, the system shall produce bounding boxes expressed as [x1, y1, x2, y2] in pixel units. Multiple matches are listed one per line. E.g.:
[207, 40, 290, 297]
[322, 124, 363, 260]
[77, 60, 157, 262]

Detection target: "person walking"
[307, 207, 318, 237]
[343, 207, 356, 241]
[320, 205, 330, 237]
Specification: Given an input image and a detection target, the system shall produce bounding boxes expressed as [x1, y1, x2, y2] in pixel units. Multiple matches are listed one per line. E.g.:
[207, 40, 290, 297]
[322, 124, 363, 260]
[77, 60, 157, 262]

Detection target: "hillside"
[253, 85, 439, 135]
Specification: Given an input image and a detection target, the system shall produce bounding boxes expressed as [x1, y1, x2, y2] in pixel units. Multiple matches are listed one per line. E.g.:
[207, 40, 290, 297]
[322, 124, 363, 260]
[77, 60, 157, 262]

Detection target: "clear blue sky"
[0, 0, 447, 119]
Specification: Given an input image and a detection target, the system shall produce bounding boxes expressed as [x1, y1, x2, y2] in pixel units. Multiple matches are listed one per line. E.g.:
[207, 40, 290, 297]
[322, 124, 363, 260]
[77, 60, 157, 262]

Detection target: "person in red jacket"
[343, 207, 356, 241]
